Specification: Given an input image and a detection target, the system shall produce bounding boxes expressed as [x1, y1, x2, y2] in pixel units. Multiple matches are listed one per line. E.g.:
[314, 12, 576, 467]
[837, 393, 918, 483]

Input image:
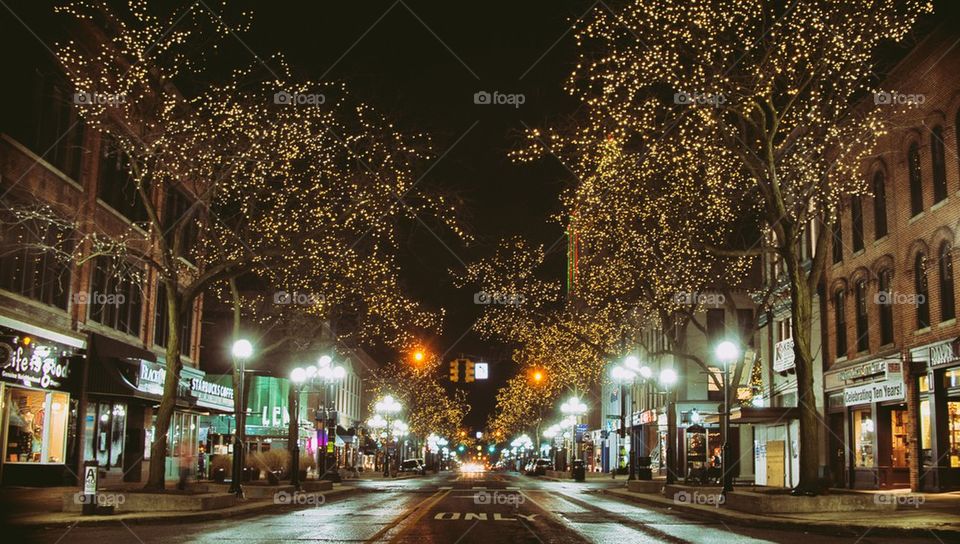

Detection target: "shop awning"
[730, 406, 800, 424]
[88, 333, 157, 362]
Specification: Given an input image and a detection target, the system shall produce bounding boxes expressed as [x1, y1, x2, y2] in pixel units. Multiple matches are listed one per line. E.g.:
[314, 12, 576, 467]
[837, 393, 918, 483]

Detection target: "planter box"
[301, 480, 333, 492]
[63, 491, 235, 513]
[544, 470, 570, 479]
[627, 480, 664, 494]
[723, 490, 897, 514]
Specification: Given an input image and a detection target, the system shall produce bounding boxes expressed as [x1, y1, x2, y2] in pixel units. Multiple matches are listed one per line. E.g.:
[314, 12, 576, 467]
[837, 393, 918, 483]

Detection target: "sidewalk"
[606, 485, 960, 539]
[347, 471, 422, 481]
[0, 481, 354, 527]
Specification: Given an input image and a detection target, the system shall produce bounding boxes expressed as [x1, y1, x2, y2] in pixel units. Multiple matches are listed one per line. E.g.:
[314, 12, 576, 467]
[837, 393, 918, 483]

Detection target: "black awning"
[84, 356, 163, 403]
[88, 333, 157, 362]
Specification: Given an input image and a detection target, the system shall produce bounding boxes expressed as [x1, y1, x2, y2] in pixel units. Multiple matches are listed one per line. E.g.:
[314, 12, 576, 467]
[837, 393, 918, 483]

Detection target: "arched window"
[909, 142, 924, 216]
[915, 252, 930, 329]
[855, 279, 869, 352]
[873, 171, 888, 239]
[940, 242, 956, 321]
[931, 126, 948, 203]
[878, 269, 894, 345]
[834, 289, 847, 359]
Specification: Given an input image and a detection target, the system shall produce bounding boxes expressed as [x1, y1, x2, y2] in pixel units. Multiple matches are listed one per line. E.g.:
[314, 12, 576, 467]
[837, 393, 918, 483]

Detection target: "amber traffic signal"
[464, 359, 475, 382]
[450, 360, 459, 382]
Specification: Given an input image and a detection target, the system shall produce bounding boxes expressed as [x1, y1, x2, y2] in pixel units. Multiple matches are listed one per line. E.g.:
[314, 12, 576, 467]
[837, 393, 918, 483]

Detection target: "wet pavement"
[7, 471, 946, 543]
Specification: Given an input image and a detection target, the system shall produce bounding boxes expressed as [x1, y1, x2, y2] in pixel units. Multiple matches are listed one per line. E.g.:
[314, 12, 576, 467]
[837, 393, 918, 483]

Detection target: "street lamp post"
[289, 367, 307, 491]
[372, 395, 402, 476]
[560, 397, 588, 467]
[611, 363, 637, 479]
[660, 367, 678, 485]
[311, 356, 346, 481]
[716, 341, 739, 494]
[229, 339, 253, 497]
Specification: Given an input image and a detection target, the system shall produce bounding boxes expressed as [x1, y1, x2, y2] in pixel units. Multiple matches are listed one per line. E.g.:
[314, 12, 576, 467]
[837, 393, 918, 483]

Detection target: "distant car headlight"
[460, 463, 483, 473]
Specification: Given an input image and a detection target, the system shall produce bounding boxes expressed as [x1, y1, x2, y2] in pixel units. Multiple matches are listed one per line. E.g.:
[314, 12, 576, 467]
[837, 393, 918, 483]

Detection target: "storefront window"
[852, 409, 874, 467]
[949, 402, 959, 469]
[3, 387, 69, 463]
[945, 369, 960, 390]
[920, 400, 932, 449]
[891, 409, 908, 468]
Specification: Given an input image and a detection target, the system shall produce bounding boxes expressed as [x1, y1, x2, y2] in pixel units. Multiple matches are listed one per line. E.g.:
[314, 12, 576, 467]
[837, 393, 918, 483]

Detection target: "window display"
[4, 387, 69, 463]
[852, 409, 874, 467]
[890, 409, 908, 468]
[949, 401, 959, 469]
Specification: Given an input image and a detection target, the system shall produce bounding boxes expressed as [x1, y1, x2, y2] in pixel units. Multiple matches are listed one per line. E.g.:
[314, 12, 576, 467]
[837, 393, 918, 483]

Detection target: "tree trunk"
[784, 245, 823, 495]
[145, 283, 183, 490]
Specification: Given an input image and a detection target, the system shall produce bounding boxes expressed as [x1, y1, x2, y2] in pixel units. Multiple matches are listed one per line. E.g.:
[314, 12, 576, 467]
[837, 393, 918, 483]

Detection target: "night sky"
[237, 1, 588, 428]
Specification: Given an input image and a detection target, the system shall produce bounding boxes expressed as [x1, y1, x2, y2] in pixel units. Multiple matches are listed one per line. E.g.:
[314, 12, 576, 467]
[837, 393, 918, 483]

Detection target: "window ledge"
[914, 326, 931, 335]
[835, 356, 848, 364]
[0, 133, 85, 193]
[853, 249, 866, 258]
[931, 199, 948, 211]
[908, 212, 925, 225]
[878, 342, 895, 351]
[96, 198, 149, 237]
[873, 235, 889, 246]
[938, 318, 957, 328]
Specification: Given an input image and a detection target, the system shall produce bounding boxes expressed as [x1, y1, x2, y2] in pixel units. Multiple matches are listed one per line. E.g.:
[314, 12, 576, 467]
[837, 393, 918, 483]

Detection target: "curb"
[7, 486, 356, 528]
[605, 488, 960, 539]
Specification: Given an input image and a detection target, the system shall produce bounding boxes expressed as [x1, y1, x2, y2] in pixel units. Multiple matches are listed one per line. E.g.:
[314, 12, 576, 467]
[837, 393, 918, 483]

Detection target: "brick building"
[824, 23, 960, 491]
[0, 16, 229, 486]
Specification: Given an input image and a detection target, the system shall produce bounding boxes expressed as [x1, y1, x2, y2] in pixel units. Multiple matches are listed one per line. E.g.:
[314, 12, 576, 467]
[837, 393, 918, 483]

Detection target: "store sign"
[136, 361, 167, 395]
[190, 377, 234, 411]
[0, 342, 72, 389]
[773, 338, 795, 372]
[837, 360, 887, 383]
[637, 409, 657, 425]
[929, 340, 960, 368]
[843, 379, 905, 407]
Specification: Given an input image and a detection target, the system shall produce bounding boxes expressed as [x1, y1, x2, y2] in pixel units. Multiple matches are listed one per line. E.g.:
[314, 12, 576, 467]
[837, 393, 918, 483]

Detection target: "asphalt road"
[8, 472, 946, 544]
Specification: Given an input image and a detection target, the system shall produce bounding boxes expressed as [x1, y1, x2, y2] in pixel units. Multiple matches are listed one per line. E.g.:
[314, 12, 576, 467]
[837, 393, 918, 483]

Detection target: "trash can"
[637, 456, 653, 480]
[572, 460, 586, 482]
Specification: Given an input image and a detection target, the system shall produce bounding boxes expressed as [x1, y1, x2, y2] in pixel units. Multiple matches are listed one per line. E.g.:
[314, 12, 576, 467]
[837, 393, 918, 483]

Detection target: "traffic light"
[464, 359, 475, 382]
[449, 360, 459, 382]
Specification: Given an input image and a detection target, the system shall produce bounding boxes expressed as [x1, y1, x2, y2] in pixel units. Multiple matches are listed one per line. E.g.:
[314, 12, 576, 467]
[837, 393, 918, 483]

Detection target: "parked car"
[533, 458, 553, 475]
[399, 458, 426, 475]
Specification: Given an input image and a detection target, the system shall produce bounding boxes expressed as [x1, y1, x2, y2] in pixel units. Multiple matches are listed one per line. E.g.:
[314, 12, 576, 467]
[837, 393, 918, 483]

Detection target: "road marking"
[506, 486, 519, 490]
[471, 486, 486, 490]
[439, 486, 453, 490]
[432, 512, 539, 522]
[365, 487, 451, 543]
